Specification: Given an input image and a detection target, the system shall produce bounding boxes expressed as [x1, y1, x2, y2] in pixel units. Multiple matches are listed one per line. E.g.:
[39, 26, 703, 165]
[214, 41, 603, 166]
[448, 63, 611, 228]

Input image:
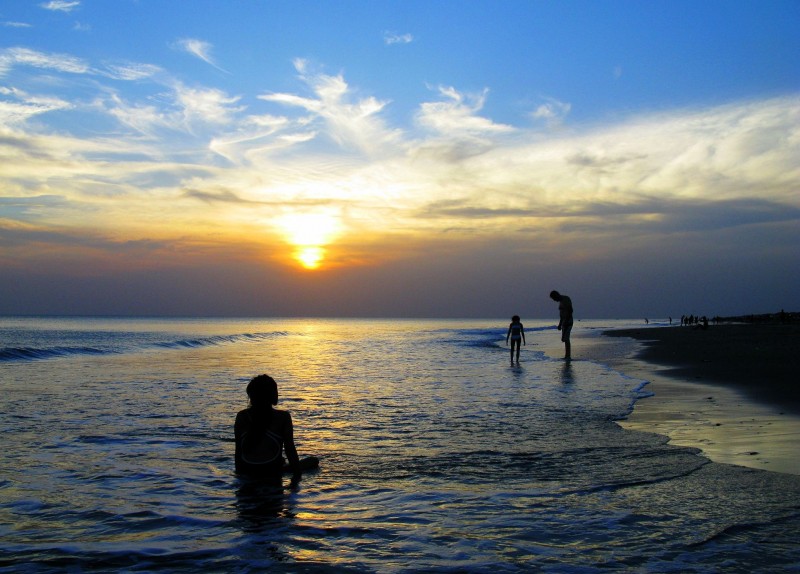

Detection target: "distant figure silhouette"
[549, 290, 574, 360]
[506, 315, 526, 364]
[235, 374, 302, 486]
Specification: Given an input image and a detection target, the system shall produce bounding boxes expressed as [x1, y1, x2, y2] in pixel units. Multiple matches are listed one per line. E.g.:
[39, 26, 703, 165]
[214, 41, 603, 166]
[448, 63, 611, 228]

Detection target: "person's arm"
[282, 412, 302, 485]
[521, 325, 526, 345]
[234, 411, 246, 472]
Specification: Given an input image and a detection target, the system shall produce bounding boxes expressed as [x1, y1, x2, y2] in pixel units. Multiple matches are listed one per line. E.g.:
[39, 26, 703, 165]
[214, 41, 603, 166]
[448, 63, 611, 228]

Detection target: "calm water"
[1, 317, 799, 572]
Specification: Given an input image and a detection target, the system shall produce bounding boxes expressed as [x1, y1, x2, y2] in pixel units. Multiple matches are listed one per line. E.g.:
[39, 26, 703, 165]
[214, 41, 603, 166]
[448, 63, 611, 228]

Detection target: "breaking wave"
[0, 331, 289, 363]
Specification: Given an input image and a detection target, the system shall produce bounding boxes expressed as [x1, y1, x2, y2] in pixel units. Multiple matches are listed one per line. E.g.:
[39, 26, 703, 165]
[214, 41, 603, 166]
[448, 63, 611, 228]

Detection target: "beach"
[602, 323, 800, 475]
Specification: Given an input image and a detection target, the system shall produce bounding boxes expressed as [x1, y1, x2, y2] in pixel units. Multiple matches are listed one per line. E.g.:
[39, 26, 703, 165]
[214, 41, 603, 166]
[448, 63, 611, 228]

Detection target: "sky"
[1, 1, 798, 318]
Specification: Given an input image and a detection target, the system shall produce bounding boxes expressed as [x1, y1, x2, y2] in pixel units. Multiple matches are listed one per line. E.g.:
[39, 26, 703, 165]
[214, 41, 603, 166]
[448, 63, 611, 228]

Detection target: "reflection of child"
[506, 315, 526, 364]
[235, 374, 302, 486]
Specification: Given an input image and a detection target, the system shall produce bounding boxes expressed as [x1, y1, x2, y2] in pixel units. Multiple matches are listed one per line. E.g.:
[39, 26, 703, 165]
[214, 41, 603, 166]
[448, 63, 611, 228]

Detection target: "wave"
[0, 331, 289, 363]
[0, 346, 109, 362]
[151, 331, 288, 350]
[437, 325, 558, 350]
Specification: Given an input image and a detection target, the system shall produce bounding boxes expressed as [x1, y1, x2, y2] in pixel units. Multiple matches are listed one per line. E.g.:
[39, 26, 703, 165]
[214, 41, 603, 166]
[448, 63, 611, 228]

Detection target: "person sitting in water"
[235, 374, 302, 485]
[506, 315, 526, 364]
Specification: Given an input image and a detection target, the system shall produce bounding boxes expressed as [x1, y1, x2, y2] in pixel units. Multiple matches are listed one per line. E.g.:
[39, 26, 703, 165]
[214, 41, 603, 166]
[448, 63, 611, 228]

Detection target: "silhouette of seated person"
[235, 374, 303, 487]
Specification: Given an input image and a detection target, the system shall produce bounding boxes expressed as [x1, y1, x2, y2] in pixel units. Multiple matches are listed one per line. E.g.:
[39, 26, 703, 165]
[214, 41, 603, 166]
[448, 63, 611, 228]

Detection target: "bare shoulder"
[273, 408, 293, 423]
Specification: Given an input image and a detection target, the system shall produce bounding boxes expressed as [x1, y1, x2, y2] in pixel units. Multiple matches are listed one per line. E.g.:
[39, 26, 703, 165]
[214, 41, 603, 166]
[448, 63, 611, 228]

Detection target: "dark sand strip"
[605, 324, 800, 414]
[602, 323, 800, 475]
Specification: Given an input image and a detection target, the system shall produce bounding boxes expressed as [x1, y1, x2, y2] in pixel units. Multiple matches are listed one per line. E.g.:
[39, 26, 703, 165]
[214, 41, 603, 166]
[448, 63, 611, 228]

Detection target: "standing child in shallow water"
[506, 315, 526, 364]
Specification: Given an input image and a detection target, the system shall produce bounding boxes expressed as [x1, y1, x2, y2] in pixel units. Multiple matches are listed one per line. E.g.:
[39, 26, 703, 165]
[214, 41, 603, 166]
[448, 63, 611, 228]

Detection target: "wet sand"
[601, 324, 800, 475]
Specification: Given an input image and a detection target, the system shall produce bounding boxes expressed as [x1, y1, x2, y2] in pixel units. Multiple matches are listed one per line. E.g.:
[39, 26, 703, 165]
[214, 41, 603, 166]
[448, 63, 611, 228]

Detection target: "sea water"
[1, 317, 799, 572]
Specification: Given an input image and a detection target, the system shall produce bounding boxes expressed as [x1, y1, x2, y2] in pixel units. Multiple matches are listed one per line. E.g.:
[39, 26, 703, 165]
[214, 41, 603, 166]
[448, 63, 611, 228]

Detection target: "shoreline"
[605, 323, 800, 414]
[597, 324, 800, 475]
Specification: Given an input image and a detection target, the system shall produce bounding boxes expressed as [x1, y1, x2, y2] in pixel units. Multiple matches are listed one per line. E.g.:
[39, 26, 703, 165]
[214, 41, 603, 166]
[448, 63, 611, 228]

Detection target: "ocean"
[1, 317, 799, 572]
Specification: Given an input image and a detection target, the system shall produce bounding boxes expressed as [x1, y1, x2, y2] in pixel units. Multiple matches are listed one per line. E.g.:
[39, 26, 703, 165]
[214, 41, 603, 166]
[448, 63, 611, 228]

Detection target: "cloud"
[100, 82, 244, 143]
[384, 31, 413, 45]
[208, 113, 305, 165]
[0, 47, 797, 290]
[3, 21, 32, 28]
[181, 187, 250, 204]
[417, 194, 800, 237]
[102, 62, 163, 81]
[104, 99, 176, 139]
[417, 86, 515, 136]
[531, 97, 572, 125]
[0, 47, 89, 77]
[0, 87, 72, 124]
[39, 1, 80, 12]
[258, 59, 402, 155]
[174, 38, 227, 72]
[174, 83, 243, 125]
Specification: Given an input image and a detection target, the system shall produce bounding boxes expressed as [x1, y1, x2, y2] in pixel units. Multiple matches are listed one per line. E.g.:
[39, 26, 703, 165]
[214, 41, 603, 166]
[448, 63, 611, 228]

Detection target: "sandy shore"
[600, 324, 800, 475]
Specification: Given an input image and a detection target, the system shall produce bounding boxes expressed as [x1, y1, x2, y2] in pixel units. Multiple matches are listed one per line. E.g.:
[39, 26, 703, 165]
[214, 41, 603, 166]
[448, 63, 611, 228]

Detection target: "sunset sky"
[1, 1, 799, 318]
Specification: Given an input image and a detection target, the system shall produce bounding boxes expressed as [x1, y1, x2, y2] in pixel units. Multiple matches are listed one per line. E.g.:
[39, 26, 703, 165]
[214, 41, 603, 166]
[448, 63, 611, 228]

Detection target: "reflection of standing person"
[549, 290, 573, 360]
[506, 315, 526, 364]
[235, 374, 302, 487]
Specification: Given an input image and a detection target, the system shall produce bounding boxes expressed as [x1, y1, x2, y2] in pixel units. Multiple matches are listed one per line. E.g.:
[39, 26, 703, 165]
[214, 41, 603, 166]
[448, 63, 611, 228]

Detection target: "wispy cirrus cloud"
[258, 59, 402, 156]
[175, 83, 244, 126]
[0, 47, 90, 77]
[102, 62, 162, 81]
[40, 1, 80, 12]
[3, 21, 32, 28]
[0, 87, 72, 125]
[173, 38, 227, 72]
[98, 81, 243, 142]
[417, 86, 514, 136]
[384, 31, 413, 45]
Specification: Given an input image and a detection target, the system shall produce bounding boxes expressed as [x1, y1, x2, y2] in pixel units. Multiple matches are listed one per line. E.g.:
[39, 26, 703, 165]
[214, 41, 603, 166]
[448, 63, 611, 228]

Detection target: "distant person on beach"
[549, 290, 573, 360]
[506, 315, 526, 364]
[235, 374, 302, 486]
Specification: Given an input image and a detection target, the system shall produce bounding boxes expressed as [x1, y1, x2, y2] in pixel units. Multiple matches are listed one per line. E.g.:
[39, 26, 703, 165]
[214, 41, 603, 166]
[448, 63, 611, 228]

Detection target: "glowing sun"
[296, 246, 325, 269]
[277, 212, 341, 270]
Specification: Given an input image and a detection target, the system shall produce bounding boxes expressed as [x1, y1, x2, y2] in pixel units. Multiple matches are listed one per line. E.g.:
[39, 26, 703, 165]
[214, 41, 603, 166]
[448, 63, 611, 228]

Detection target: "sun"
[296, 246, 325, 270]
[276, 212, 341, 270]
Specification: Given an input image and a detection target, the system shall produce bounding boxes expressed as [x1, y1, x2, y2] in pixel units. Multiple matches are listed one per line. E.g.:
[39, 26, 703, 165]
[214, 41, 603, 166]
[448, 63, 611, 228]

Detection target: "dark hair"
[247, 374, 278, 407]
[512, 315, 520, 322]
[550, 290, 560, 300]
